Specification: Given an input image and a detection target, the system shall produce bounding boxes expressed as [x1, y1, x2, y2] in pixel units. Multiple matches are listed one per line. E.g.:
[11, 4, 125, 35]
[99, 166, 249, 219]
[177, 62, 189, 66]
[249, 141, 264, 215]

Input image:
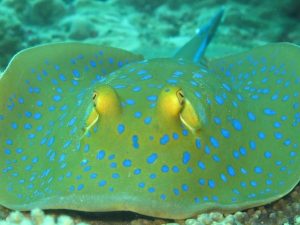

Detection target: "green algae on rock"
[0, 10, 299, 219]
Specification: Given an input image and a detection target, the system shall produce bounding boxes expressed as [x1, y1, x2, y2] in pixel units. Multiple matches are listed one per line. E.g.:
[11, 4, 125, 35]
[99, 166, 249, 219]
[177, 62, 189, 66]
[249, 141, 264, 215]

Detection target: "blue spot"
[182, 129, 188, 136]
[126, 99, 135, 105]
[187, 167, 193, 174]
[16, 148, 23, 154]
[144, 117, 152, 124]
[210, 136, 219, 148]
[198, 161, 205, 170]
[264, 151, 272, 159]
[18, 97, 24, 104]
[274, 121, 282, 128]
[147, 153, 158, 164]
[138, 182, 145, 188]
[98, 180, 106, 187]
[258, 131, 265, 140]
[134, 111, 142, 118]
[254, 166, 263, 174]
[266, 180, 272, 185]
[290, 151, 296, 157]
[240, 168, 247, 174]
[232, 119, 242, 131]
[212, 154, 220, 162]
[240, 181, 247, 187]
[208, 179, 215, 189]
[172, 133, 179, 140]
[227, 165, 235, 176]
[84, 144, 90, 152]
[122, 159, 132, 167]
[204, 145, 211, 154]
[250, 180, 257, 187]
[149, 173, 156, 179]
[35, 100, 43, 107]
[182, 184, 189, 192]
[220, 174, 227, 182]
[182, 151, 190, 164]
[134, 168, 141, 175]
[215, 95, 224, 105]
[233, 152, 240, 161]
[198, 178, 205, 186]
[96, 150, 105, 160]
[214, 117, 221, 125]
[148, 187, 155, 193]
[137, 69, 146, 75]
[118, 61, 123, 67]
[161, 165, 169, 173]
[90, 60, 97, 67]
[222, 83, 232, 92]
[247, 112, 256, 121]
[264, 108, 276, 116]
[112, 173, 120, 179]
[53, 95, 61, 102]
[6, 139, 13, 145]
[77, 184, 84, 191]
[72, 69, 80, 78]
[24, 123, 32, 130]
[34, 113, 42, 120]
[48, 106, 55, 111]
[195, 139, 201, 149]
[59, 74, 66, 81]
[32, 157, 39, 164]
[117, 124, 125, 134]
[274, 132, 283, 139]
[47, 137, 55, 147]
[147, 95, 157, 101]
[160, 194, 166, 200]
[221, 128, 230, 138]
[160, 134, 169, 145]
[110, 162, 117, 168]
[132, 135, 139, 149]
[249, 140, 256, 150]
[25, 111, 32, 118]
[284, 139, 291, 146]
[172, 166, 179, 173]
[90, 173, 97, 179]
[4, 149, 11, 155]
[173, 188, 180, 196]
[69, 185, 75, 192]
[239, 147, 247, 156]
[109, 58, 114, 64]
[132, 86, 141, 92]
[114, 84, 126, 89]
[28, 133, 35, 139]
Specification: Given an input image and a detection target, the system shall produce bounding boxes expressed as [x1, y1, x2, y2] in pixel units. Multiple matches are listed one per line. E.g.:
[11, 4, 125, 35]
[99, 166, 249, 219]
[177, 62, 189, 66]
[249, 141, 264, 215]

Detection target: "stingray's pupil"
[92, 92, 97, 107]
[176, 89, 185, 105]
[92, 92, 97, 100]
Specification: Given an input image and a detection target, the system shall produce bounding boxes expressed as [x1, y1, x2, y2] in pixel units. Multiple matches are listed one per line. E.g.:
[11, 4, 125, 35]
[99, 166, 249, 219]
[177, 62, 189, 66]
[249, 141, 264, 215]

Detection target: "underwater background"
[0, 0, 299, 225]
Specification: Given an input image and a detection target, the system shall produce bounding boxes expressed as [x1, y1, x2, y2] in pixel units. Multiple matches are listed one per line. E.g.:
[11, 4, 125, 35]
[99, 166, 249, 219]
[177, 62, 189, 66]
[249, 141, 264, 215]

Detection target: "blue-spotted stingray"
[0, 10, 299, 219]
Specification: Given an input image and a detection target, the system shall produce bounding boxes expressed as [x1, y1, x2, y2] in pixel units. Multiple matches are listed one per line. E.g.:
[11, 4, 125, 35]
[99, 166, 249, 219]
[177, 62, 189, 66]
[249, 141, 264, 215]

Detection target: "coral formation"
[0, 209, 89, 225]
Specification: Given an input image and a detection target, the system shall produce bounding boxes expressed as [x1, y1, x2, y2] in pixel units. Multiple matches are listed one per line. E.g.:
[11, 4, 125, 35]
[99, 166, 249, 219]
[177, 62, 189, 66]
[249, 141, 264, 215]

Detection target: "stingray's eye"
[92, 85, 122, 116]
[176, 89, 185, 105]
[157, 86, 184, 119]
[157, 86, 203, 132]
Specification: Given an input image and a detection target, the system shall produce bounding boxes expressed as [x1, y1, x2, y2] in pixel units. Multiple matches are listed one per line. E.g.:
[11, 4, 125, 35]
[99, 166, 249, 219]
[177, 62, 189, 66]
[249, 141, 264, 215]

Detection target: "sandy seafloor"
[0, 0, 299, 224]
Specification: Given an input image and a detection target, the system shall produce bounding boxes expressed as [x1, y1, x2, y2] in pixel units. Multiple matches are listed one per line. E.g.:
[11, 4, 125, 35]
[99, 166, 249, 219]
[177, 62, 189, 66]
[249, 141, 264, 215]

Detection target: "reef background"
[0, 0, 299, 69]
[0, 0, 299, 224]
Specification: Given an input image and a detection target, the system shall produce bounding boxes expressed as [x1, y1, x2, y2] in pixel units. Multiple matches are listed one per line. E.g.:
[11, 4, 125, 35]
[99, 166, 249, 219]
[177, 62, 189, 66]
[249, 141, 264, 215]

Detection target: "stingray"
[0, 9, 299, 219]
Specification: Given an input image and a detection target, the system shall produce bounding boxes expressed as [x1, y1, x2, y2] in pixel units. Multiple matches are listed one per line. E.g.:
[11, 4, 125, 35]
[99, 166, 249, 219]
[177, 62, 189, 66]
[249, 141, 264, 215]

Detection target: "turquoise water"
[0, 0, 299, 69]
